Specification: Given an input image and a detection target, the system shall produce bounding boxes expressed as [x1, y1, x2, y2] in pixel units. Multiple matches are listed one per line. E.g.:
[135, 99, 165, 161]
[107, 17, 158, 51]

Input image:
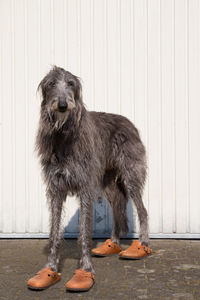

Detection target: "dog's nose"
[58, 100, 68, 112]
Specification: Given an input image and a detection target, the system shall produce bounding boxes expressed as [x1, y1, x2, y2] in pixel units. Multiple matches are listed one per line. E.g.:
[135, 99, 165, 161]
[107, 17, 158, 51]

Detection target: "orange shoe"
[119, 240, 152, 259]
[66, 268, 95, 292]
[91, 239, 122, 257]
[27, 267, 61, 290]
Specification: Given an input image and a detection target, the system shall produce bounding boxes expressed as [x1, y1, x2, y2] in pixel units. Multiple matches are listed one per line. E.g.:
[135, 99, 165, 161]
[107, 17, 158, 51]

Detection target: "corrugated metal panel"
[0, 0, 200, 238]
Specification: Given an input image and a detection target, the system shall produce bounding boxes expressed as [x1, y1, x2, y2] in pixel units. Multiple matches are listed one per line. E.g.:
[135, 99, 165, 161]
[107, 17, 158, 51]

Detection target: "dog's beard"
[54, 110, 71, 130]
[47, 107, 70, 130]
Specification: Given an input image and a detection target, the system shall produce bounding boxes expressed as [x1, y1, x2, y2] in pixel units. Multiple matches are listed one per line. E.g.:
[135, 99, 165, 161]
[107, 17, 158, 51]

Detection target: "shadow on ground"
[42, 238, 133, 272]
[0, 239, 199, 299]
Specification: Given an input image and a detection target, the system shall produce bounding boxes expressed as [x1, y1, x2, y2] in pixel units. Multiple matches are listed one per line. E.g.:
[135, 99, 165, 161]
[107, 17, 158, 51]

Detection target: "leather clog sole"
[119, 254, 151, 260]
[92, 252, 118, 257]
[28, 286, 45, 290]
[66, 282, 95, 292]
[28, 277, 60, 290]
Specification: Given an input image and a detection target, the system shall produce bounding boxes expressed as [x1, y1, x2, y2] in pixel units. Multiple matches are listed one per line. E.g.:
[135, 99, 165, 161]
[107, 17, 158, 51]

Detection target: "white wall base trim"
[0, 233, 199, 239]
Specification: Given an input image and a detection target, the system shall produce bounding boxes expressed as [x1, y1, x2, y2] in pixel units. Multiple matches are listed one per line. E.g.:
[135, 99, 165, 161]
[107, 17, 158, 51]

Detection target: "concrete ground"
[0, 239, 199, 300]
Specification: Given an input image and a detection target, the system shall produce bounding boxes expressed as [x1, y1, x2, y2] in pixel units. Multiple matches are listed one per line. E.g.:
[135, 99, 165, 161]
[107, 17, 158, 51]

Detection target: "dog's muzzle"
[51, 97, 75, 113]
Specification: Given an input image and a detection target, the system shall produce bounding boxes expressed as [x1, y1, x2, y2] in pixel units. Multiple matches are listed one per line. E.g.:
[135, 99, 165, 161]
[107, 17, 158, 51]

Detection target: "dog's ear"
[37, 76, 47, 100]
[75, 76, 83, 103]
[73, 76, 83, 127]
[37, 68, 55, 100]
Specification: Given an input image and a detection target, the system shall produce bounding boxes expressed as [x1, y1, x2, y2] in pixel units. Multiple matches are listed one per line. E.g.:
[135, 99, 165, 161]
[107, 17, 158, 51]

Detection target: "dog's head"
[38, 66, 83, 130]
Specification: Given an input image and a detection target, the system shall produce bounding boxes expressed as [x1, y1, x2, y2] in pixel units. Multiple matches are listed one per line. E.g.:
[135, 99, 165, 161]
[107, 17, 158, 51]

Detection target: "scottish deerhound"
[36, 66, 149, 274]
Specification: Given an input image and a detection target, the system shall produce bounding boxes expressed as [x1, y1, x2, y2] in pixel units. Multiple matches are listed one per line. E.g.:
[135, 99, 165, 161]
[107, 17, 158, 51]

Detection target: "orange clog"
[91, 239, 122, 257]
[119, 240, 152, 259]
[66, 268, 95, 291]
[27, 267, 61, 290]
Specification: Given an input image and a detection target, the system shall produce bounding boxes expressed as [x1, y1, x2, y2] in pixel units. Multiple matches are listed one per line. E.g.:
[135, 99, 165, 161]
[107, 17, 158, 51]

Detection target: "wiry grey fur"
[36, 66, 149, 274]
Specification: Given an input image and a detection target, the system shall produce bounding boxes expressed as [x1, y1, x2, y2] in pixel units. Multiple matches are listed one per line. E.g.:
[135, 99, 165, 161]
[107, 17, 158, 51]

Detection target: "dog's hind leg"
[46, 188, 66, 272]
[130, 187, 149, 246]
[105, 182, 128, 245]
[120, 164, 149, 246]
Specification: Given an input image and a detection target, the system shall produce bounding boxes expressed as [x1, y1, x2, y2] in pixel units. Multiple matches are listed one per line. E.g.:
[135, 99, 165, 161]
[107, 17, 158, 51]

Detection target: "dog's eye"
[68, 80, 75, 88]
[48, 81, 56, 88]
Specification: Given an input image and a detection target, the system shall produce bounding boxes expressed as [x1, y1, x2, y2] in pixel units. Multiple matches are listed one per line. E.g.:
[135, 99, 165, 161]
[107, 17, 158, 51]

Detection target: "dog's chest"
[47, 157, 84, 193]
[46, 133, 93, 192]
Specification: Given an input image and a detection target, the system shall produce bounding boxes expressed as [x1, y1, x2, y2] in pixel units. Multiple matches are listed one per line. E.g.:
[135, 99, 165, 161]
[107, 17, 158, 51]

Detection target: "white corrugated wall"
[0, 0, 200, 238]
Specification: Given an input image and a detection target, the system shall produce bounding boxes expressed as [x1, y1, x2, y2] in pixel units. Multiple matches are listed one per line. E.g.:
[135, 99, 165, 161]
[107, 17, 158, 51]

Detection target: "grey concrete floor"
[0, 239, 199, 300]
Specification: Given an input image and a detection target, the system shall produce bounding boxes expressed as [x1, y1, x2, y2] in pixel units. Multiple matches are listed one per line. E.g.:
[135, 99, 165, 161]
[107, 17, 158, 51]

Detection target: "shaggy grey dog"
[36, 66, 149, 274]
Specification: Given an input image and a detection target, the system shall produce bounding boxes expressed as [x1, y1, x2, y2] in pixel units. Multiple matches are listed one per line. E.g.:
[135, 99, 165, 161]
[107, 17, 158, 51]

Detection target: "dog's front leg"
[65, 191, 95, 291]
[27, 189, 65, 290]
[79, 191, 94, 274]
[46, 189, 65, 272]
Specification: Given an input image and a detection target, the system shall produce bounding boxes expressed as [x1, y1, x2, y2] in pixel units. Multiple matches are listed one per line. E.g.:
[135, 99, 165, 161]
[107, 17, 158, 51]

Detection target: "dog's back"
[88, 110, 146, 172]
